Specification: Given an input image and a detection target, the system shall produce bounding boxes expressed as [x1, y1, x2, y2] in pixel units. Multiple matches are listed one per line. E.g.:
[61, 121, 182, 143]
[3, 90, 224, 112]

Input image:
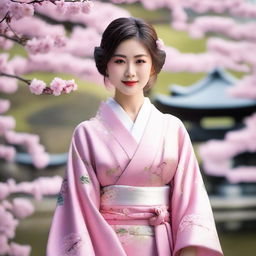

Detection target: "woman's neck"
[113, 92, 145, 122]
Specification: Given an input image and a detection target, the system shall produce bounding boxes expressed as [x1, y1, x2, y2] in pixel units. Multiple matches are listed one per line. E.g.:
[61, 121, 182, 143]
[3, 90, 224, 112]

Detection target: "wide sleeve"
[170, 121, 223, 256]
[46, 123, 126, 256]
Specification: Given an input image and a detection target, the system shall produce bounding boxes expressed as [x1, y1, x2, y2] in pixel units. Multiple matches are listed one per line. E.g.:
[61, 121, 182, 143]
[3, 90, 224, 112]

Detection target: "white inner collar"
[106, 97, 151, 143]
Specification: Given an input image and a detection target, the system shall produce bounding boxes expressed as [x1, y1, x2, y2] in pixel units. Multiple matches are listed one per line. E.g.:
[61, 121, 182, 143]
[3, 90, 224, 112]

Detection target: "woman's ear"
[150, 66, 156, 76]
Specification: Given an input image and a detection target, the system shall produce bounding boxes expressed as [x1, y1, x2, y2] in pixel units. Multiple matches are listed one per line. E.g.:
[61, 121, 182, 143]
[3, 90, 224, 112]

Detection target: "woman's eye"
[136, 59, 146, 64]
[114, 59, 125, 64]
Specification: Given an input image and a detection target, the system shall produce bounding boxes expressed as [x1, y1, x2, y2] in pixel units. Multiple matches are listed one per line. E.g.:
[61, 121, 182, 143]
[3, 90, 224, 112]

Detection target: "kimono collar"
[106, 97, 151, 143]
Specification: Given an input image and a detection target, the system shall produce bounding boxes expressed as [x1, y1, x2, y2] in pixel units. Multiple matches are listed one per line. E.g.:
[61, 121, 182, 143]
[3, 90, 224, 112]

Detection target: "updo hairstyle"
[94, 17, 166, 91]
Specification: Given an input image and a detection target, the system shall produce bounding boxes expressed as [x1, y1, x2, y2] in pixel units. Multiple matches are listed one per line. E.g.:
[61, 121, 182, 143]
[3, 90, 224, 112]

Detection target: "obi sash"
[100, 185, 173, 255]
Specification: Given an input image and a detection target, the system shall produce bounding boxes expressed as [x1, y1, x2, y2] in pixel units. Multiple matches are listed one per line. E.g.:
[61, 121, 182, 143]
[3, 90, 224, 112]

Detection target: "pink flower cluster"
[63, 27, 101, 57]
[181, 0, 256, 19]
[0, 176, 62, 201]
[4, 130, 50, 169]
[35, 0, 130, 33]
[0, 99, 10, 114]
[188, 16, 256, 41]
[29, 77, 78, 96]
[0, 206, 18, 239]
[26, 35, 66, 55]
[228, 75, 256, 99]
[0, 55, 19, 94]
[0, 175, 62, 255]
[28, 78, 46, 95]
[0, 1, 34, 21]
[156, 38, 165, 51]
[56, 0, 94, 15]
[0, 145, 16, 162]
[163, 45, 249, 73]
[199, 113, 256, 182]
[10, 16, 66, 39]
[0, 77, 18, 94]
[0, 116, 16, 135]
[0, 53, 9, 73]
[8, 242, 31, 256]
[22, 52, 102, 85]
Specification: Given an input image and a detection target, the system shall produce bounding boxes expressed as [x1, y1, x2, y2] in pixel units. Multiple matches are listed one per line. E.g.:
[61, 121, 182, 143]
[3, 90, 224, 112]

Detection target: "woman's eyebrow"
[112, 54, 148, 58]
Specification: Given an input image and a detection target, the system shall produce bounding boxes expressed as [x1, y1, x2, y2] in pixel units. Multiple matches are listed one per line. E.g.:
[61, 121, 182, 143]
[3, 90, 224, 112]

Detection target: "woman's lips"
[122, 81, 138, 86]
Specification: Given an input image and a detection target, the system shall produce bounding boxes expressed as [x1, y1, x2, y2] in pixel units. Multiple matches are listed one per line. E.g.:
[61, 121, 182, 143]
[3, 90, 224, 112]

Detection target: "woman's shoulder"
[163, 113, 184, 128]
[72, 116, 100, 136]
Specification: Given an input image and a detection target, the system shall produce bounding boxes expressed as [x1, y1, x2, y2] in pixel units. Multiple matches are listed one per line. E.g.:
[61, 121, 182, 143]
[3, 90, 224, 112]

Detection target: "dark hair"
[94, 17, 166, 91]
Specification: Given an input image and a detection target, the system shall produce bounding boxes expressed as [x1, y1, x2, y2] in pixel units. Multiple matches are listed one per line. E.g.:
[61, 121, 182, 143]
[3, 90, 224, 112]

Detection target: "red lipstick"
[122, 81, 138, 87]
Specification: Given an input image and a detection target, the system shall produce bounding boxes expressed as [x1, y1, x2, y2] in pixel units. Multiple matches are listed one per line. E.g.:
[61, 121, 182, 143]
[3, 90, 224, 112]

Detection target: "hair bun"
[94, 46, 106, 76]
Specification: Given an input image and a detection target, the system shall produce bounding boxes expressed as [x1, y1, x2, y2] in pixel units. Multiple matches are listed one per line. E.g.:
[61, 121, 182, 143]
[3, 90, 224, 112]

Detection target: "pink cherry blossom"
[0, 36, 14, 50]
[50, 77, 66, 96]
[26, 36, 55, 54]
[8, 242, 31, 256]
[9, 2, 24, 20]
[0, 145, 16, 162]
[0, 207, 18, 239]
[226, 167, 256, 183]
[10, 16, 66, 38]
[0, 116, 16, 135]
[55, 0, 68, 14]
[81, 1, 94, 14]
[0, 0, 10, 19]
[29, 78, 46, 95]
[156, 38, 165, 51]
[66, 2, 81, 15]
[63, 79, 78, 94]
[2, 200, 12, 211]
[54, 34, 67, 47]
[32, 152, 50, 169]
[5, 130, 24, 144]
[0, 99, 10, 114]
[228, 75, 256, 99]
[0, 53, 9, 72]
[0, 235, 9, 255]
[0, 77, 18, 94]
[9, 2, 34, 20]
[0, 182, 10, 200]
[12, 198, 35, 219]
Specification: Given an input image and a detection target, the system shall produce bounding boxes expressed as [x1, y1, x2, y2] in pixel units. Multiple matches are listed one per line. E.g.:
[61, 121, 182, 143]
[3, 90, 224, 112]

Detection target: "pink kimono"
[47, 99, 223, 256]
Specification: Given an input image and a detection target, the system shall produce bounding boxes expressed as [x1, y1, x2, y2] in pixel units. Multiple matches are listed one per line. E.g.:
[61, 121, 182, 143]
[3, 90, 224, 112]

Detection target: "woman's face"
[106, 38, 153, 96]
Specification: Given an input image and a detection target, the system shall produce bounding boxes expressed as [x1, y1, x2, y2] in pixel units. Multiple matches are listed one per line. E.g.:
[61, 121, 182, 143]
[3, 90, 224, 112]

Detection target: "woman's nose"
[125, 63, 136, 78]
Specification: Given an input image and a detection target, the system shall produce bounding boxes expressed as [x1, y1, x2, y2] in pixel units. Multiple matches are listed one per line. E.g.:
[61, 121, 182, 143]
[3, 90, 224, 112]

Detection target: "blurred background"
[1, 0, 256, 255]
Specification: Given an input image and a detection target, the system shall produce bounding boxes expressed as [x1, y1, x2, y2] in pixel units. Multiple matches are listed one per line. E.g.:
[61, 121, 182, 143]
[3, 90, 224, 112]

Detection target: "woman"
[47, 17, 223, 256]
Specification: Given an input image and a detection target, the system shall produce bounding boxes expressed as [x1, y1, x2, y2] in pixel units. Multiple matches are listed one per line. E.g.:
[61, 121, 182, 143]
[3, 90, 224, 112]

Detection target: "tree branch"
[0, 72, 31, 84]
[0, 33, 25, 45]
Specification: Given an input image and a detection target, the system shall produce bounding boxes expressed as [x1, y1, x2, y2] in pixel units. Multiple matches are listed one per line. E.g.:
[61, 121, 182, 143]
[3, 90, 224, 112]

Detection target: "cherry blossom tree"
[0, 175, 62, 255]
[1, 0, 256, 254]
[0, 0, 130, 169]
[0, 1, 130, 254]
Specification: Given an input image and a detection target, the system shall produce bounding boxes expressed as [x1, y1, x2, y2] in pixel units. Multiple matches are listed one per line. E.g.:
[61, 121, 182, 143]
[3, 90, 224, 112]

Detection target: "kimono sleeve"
[171, 121, 223, 256]
[46, 123, 126, 256]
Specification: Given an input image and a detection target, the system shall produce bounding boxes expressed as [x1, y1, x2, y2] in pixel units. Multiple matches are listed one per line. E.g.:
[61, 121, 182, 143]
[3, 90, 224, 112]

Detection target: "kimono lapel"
[115, 105, 166, 185]
[99, 102, 138, 159]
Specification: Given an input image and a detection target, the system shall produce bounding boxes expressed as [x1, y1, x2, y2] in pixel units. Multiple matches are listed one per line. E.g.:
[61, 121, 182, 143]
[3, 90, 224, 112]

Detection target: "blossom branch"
[0, 11, 11, 24]
[0, 33, 26, 45]
[10, 0, 45, 4]
[0, 72, 31, 84]
[0, 72, 78, 96]
[10, 0, 91, 4]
